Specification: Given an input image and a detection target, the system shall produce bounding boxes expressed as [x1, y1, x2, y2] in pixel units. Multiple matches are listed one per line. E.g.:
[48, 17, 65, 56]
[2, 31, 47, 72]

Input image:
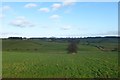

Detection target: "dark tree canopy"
[67, 41, 78, 54]
[8, 37, 22, 40]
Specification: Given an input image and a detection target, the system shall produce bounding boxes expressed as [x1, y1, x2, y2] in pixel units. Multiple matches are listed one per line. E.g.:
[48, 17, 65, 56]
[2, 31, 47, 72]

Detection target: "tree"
[8, 37, 22, 40]
[67, 41, 78, 54]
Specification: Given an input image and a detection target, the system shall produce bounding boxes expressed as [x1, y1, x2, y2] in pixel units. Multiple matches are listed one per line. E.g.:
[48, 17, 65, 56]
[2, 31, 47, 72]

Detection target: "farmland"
[2, 37, 119, 78]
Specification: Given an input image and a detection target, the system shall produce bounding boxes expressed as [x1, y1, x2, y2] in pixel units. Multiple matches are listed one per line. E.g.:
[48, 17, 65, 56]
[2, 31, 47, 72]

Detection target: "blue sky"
[0, 2, 118, 38]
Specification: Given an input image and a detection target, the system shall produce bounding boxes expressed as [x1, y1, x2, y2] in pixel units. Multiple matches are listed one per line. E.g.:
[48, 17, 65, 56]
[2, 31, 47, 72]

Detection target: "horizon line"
[0, 35, 119, 39]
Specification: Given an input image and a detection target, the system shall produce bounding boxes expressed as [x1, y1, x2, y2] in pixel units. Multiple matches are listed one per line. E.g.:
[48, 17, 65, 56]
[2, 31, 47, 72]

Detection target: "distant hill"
[2, 36, 119, 53]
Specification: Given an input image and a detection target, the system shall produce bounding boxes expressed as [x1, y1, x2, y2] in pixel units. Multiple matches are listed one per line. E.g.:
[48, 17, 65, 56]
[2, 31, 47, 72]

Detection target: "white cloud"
[97, 31, 119, 36]
[61, 25, 71, 30]
[52, 3, 62, 10]
[10, 16, 35, 27]
[38, 8, 50, 12]
[0, 6, 11, 19]
[0, 32, 20, 35]
[24, 3, 37, 8]
[50, 14, 60, 20]
[1, 6, 11, 12]
[64, 9, 72, 14]
[62, 0, 76, 6]
[0, 14, 5, 19]
[0, 32, 23, 38]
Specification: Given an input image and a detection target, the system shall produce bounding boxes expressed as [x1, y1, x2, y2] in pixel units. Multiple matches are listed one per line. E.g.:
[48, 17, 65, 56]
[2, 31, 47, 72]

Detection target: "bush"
[67, 41, 78, 54]
[34, 48, 38, 51]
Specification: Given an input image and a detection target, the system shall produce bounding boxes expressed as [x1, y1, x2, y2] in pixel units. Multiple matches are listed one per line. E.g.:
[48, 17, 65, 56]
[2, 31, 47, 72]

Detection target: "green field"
[2, 39, 118, 78]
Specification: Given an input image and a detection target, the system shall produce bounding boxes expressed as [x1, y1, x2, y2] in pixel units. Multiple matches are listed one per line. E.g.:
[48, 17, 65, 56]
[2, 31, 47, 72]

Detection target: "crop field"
[2, 39, 119, 78]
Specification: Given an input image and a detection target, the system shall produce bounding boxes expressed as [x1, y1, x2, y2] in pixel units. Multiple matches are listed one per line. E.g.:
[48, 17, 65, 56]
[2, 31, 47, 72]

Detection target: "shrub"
[34, 48, 38, 51]
[67, 41, 78, 54]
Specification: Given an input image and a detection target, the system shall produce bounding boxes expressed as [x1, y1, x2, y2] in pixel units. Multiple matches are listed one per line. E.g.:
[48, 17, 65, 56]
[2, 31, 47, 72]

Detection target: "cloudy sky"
[0, 1, 118, 38]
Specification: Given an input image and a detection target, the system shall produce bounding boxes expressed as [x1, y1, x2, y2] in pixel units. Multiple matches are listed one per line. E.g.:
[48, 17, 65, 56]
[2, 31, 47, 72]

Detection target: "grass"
[3, 51, 118, 78]
[2, 40, 119, 78]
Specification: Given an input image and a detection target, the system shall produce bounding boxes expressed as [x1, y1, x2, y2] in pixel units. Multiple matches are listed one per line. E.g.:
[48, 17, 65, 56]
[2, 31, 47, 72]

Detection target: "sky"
[0, 1, 118, 38]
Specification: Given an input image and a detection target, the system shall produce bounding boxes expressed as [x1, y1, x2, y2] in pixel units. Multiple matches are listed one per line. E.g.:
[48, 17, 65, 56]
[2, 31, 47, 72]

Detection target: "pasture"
[2, 39, 119, 78]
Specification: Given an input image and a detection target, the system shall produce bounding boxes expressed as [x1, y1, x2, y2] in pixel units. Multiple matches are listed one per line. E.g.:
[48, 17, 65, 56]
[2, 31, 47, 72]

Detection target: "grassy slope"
[2, 40, 118, 78]
[2, 40, 68, 53]
[80, 37, 119, 50]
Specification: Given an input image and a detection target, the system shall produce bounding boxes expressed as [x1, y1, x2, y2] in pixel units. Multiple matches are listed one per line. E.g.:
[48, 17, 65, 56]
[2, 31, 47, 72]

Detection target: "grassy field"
[2, 39, 118, 78]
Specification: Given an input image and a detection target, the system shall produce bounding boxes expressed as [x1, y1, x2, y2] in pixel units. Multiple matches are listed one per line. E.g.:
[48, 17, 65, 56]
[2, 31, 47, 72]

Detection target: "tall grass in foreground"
[3, 51, 118, 78]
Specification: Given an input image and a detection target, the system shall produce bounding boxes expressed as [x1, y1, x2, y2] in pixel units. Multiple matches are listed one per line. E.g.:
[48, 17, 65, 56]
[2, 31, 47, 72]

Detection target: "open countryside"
[2, 37, 119, 78]
[1, 1, 119, 78]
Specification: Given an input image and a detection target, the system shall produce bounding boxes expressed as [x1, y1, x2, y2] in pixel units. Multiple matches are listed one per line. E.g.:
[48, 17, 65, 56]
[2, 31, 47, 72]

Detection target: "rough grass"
[3, 51, 118, 78]
[2, 40, 119, 78]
